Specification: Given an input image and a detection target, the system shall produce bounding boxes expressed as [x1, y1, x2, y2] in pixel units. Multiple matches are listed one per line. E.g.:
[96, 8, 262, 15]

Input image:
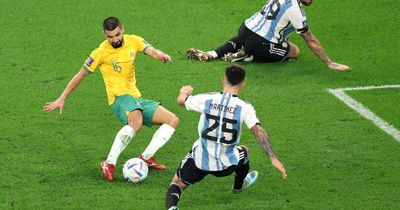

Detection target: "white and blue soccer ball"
[123, 158, 148, 183]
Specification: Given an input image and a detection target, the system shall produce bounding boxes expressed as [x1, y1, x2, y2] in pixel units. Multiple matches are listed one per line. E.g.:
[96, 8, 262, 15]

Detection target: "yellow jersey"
[82, 34, 152, 105]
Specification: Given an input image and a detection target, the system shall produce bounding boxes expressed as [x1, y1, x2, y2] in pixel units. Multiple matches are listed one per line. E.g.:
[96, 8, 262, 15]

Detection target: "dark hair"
[103, 17, 122, 31]
[225, 64, 246, 86]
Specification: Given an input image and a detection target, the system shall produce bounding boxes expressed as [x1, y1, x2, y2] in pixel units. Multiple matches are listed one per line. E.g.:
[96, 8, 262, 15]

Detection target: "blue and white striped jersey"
[185, 92, 260, 171]
[245, 0, 309, 44]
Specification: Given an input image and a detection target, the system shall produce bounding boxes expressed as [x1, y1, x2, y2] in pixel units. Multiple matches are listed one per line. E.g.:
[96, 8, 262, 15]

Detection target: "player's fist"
[161, 54, 172, 63]
[180, 85, 193, 95]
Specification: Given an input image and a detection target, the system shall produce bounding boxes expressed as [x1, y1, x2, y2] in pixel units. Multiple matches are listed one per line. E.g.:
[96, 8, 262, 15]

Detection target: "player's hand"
[160, 54, 172, 63]
[327, 62, 351, 71]
[270, 157, 287, 179]
[43, 99, 64, 114]
[180, 85, 193, 95]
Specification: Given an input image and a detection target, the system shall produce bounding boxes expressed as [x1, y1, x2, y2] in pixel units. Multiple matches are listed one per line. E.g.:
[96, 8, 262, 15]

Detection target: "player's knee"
[128, 110, 143, 132]
[128, 117, 143, 132]
[130, 122, 142, 133]
[288, 43, 300, 59]
[294, 46, 300, 58]
[167, 114, 179, 129]
[172, 174, 187, 190]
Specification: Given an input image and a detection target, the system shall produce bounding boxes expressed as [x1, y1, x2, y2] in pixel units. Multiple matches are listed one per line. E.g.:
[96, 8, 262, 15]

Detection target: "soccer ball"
[123, 158, 148, 183]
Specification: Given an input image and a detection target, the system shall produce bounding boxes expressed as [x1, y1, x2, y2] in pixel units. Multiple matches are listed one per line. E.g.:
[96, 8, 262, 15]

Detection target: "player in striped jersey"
[165, 65, 287, 210]
[186, 0, 350, 71]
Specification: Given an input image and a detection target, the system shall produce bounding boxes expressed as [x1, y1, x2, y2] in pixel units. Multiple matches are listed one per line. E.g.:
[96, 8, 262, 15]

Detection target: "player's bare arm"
[300, 31, 350, 71]
[176, 85, 193, 106]
[250, 124, 287, 179]
[250, 124, 275, 158]
[43, 68, 88, 113]
[144, 47, 172, 63]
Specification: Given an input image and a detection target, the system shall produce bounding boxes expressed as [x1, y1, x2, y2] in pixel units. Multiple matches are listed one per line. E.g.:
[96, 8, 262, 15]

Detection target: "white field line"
[328, 85, 400, 142]
[335, 84, 400, 91]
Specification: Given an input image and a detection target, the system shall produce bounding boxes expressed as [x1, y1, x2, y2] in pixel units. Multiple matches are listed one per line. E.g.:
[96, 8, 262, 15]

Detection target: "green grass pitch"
[1, 0, 399, 209]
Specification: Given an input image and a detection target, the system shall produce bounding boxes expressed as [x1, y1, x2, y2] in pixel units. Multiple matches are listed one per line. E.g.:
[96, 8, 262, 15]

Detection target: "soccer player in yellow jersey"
[44, 17, 179, 181]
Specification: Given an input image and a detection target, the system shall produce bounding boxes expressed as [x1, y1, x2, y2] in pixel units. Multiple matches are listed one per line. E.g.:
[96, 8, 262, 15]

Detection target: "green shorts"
[110, 94, 160, 127]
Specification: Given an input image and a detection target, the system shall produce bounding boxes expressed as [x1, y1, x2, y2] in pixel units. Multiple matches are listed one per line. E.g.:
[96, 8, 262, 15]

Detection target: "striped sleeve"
[185, 94, 207, 113]
[243, 102, 260, 129]
[288, 2, 309, 34]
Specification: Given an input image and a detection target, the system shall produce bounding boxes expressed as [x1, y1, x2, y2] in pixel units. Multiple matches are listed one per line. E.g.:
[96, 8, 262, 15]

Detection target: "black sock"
[233, 161, 249, 190]
[214, 40, 241, 58]
[166, 183, 182, 209]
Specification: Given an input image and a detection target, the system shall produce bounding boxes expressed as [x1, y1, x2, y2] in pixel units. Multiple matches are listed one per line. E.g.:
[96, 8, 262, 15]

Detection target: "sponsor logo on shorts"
[86, 57, 94, 67]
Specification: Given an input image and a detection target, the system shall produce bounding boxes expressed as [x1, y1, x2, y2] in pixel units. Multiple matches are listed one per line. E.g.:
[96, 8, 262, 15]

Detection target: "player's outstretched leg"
[232, 145, 257, 193]
[141, 106, 179, 170]
[100, 124, 136, 181]
[166, 174, 188, 210]
[232, 171, 258, 194]
[166, 182, 183, 210]
[222, 47, 249, 62]
[186, 48, 213, 62]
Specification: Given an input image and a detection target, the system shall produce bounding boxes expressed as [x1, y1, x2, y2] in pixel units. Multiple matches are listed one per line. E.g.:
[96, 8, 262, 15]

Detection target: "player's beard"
[111, 38, 123, 48]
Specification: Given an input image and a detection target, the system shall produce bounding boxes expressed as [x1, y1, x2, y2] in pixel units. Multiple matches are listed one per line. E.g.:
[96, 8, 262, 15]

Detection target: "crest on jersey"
[86, 57, 94, 67]
[129, 51, 136, 57]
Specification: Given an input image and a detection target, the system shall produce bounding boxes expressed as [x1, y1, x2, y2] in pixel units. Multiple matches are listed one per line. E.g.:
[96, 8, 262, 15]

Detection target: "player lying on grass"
[186, 0, 350, 71]
[44, 17, 178, 181]
[165, 64, 287, 210]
